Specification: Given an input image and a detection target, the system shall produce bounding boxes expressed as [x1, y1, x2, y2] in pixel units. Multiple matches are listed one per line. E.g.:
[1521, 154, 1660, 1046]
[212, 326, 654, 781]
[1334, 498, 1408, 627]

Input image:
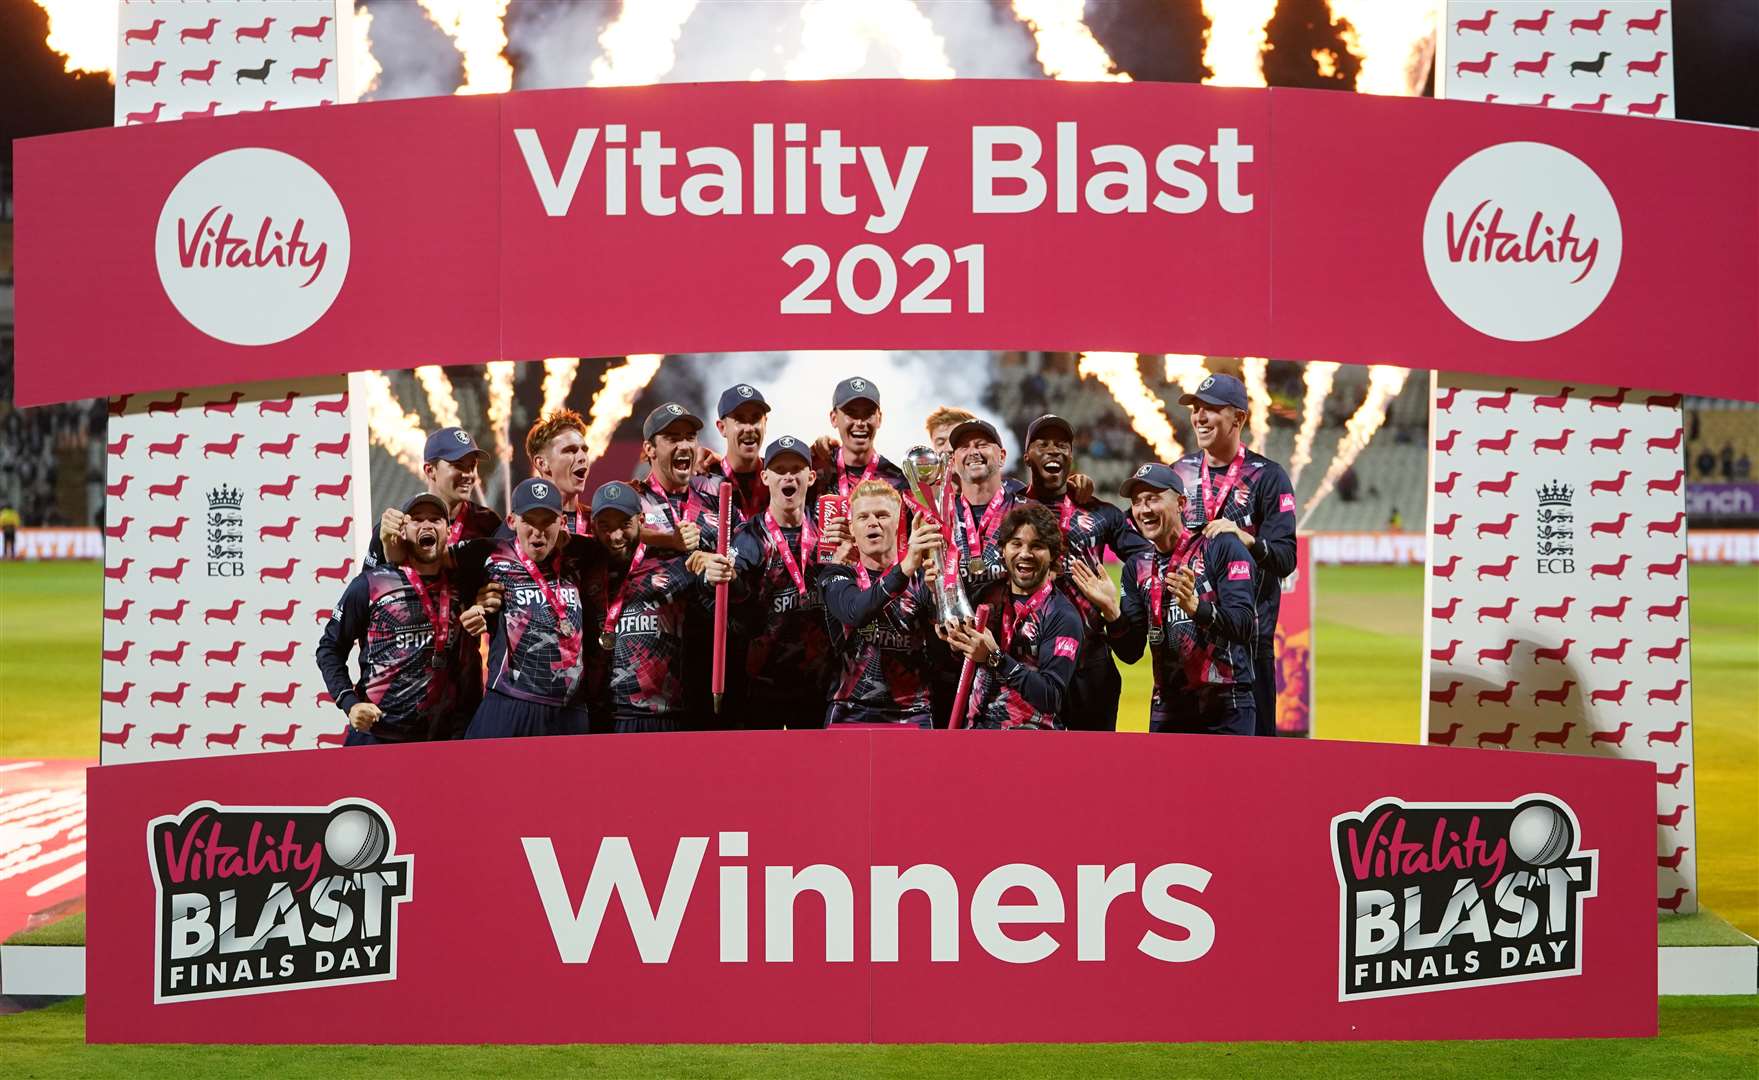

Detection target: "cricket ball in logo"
[155, 148, 350, 346]
[1331, 794, 1596, 1001]
[148, 798, 411, 1003]
[1422, 142, 1620, 342]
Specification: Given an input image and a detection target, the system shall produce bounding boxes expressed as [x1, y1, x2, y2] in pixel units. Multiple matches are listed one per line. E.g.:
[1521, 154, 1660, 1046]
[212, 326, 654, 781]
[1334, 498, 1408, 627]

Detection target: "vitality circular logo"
[1422, 142, 1620, 342]
[156, 147, 350, 346]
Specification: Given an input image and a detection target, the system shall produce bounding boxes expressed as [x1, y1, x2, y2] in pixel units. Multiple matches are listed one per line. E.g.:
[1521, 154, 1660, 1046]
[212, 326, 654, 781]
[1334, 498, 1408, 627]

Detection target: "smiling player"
[715, 383, 772, 517]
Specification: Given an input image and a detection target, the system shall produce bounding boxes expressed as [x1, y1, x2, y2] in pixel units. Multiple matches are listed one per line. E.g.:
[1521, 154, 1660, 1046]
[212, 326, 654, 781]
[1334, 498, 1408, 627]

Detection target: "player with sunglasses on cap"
[1170, 373, 1297, 736]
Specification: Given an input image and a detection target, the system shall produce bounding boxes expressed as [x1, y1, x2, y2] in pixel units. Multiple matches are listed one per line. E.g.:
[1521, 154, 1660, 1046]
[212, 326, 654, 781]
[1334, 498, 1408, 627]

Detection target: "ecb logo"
[1536, 482, 1575, 575]
[206, 485, 244, 578]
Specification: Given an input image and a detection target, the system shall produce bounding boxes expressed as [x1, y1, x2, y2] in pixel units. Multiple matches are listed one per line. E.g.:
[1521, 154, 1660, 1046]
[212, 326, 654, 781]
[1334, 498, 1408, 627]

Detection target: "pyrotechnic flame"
[413, 366, 462, 430]
[583, 355, 666, 468]
[590, 0, 698, 87]
[417, 0, 513, 95]
[1011, 0, 1130, 81]
[1241, 357, 1271, 454]
[1288, 361, 1340, 489]
[541, 358, 582, 418]
[484, 361, 517, 463]
[1298, 364, 1410, 526]
[31, 0, 114, 79]
[359, 372, 427, 476]
[349, 2, 382, 101]
[784, 0, 955, 80]
[1163, 355, 1212, 397]
[1078, 353, 1183, 462]
[1200, 0, 1278, 87]
[1330, 0, 1438, 96]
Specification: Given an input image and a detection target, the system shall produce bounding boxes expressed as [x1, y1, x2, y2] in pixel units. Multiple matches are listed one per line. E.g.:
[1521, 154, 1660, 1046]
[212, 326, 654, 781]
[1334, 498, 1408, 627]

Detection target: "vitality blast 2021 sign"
[88, 732, 1656, 1044]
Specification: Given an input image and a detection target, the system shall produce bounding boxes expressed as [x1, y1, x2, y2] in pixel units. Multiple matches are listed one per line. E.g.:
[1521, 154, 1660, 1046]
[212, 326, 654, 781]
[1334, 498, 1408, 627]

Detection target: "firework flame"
[348, 2, 382, 102]
[484, 362, 517, 461]
[1288, 360, 1341, 489]
[417, 0, 513, 95]
[1200, 0, 1278, 87]
[1078, 353, 1183, 462]
[541, 358, 581, 418]
[1299, 364, 1410, 526]
[1163, 355, 1212, 397]
[590, 0, 698, 86]
[1330, 0, 1438, 96]
[784, 0, 955, 80]
[1011, 0, 1130, 81]
[584, 355, 666, 469]
[1240, 356, 1270, 454]
[413, 365, 462, 430]
[31, 0, 114, 79]
[358, 372, 427, 476]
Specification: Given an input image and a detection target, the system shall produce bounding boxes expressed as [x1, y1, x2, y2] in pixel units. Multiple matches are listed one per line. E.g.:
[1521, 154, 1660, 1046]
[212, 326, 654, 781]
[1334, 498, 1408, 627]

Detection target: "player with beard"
[945, 504, 1084, 729]
[1020, 414, 1153, 731]
[819, 480, 947, 727]
[320, 494, 468, 745]
[729, 437, 832, 729]
[809, 377, 910, 505]
[1170, 374, 1296, 736]
[586, 479, 734, 732]
[715, 384, 771, 517]
[1077, 463, 1258, 734]
[402, 479, 603, 739]
[945, 418, 1028, 588]
[367, 428, 501, 566]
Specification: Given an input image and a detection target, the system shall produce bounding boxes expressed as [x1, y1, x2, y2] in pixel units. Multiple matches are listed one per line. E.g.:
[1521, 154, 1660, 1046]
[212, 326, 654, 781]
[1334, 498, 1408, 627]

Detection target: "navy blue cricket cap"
[949, 418, 1001, 449]
[1025, 414, 1074, 445]
[590, 480, 643, 519]
[511, 478, 564, 517]
[832, 377, 880, 410]
[763, 436, 811, 468]
[400, 492, 449, 516]
[717, 383, 770, 418]
[1120, 462, 1185, 499]
[642, 402, 704, 441]
[1178, 373, 1249, 412]
[424, 426, 485, 463]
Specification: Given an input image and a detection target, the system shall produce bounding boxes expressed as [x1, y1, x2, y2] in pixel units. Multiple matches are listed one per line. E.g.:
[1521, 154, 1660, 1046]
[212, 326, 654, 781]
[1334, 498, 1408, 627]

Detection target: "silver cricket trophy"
[901, 445, 976, 626]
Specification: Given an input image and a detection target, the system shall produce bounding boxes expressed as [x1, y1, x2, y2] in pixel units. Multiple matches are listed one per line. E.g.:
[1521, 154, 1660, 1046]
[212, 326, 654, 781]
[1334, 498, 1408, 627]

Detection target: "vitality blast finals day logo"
[155, 148, 350, 346]
[1331, 795, 1596, 1001]
[148, 799, 411, 1003]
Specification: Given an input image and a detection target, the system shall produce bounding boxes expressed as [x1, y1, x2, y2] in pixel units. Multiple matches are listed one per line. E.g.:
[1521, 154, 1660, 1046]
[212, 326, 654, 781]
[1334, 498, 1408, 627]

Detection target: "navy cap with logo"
[511, 478, 564, 517]
[1025, 414, 1075, 445]
[1178, 373, 1249, 412]
[424, 426, 485, 464]
[763, 436, 812, 468]
[590, 480, 643, 519]
[948, 418, 1001, 449]
[1119, 462, 1186, 499]
[832, 377, 880, 410]
[642, 402, 704, 441]
[717, 383, 771, 418]
[400, 491, 449, 516]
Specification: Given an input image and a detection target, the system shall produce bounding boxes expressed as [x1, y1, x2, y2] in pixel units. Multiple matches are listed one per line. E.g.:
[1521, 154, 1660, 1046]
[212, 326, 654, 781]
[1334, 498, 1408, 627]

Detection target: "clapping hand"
[1168, 565, 1200, 615]
[1068, 558, 1121, 621]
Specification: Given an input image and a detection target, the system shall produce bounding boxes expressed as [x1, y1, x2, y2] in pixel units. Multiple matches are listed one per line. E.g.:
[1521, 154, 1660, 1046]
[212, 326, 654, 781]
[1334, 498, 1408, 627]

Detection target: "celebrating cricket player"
[1083, 463, 1259, 734]
[715, 383, 772, 517]
[366, 427, 501, 567]
[525, 409, 594, 536]
[317, 493, 466, 745]
[945, 504, 1085, 729]
[810, 377, 910, 504]
[1170, 373, 1297, 736]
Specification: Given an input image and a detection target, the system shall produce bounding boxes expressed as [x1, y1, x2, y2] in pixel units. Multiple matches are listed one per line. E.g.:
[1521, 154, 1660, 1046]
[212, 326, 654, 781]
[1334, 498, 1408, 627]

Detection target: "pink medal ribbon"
[961, 490, 1009, 561]
[836, 449, 879, 497]
[1200, 449, 1246, 523]
[448, 506, 468, 545]
[1000, 578, 1056, 656]
[1149, 532, 1202, 641]
[762, 513, 817, 597]
[598, 542, 647, 649]
[517, 548, 581, 669]
[400, 567, 452, 667]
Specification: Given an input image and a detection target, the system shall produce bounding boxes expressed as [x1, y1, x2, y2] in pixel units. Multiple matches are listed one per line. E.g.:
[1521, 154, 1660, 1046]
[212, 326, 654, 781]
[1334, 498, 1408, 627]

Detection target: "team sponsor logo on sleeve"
[1331, 795, 1596, 1001]
[1053, 636, 1079, 660]
[1279, 492, 1296, 514]
[1228, 560, 1252, 580]
[148, 799, 412, 1003]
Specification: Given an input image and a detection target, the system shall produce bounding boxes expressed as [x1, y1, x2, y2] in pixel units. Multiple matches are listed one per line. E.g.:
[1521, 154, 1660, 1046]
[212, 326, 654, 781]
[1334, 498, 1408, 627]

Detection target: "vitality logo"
[148, 799, 411, 1003]
[1331, 794, 1595, 1001]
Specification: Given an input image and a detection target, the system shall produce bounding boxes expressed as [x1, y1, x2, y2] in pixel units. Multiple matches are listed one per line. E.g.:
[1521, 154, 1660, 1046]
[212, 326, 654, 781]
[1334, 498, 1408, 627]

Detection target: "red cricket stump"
[948, 603, 992, 730]
[711, 479, 731, 714]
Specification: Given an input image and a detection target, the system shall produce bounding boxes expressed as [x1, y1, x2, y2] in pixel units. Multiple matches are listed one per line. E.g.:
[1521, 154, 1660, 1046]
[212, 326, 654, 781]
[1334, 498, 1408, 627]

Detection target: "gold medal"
[966, 556, 987, 579]
[598, 631, 616, 651]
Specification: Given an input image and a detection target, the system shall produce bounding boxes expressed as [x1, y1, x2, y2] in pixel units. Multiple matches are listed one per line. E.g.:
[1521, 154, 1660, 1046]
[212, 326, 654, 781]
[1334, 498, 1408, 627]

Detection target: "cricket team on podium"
[315, 372, 1297, 743]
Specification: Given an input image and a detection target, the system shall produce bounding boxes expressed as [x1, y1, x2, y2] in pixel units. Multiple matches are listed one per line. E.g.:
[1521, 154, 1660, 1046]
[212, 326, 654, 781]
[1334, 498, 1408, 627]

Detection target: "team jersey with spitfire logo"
[1171, 449, 1297, 644]
[315, 564, 466, 742]
[1108, 532, 1258, 719]
[730, 516, 833, 707]
[1029, 489, 1153, 668]
[818, 563, 942, 725]
[950, 478, 1029, 592]
[451, 536, 605, 707]
[597, 549, 714, 725]
[965, 580, 1084, 730]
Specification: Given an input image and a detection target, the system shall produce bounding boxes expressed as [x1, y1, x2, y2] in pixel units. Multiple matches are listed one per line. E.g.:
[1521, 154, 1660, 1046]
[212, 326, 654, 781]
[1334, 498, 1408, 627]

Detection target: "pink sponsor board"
[13, 80, 1758, 406]
[88, 732, 1655, 1043]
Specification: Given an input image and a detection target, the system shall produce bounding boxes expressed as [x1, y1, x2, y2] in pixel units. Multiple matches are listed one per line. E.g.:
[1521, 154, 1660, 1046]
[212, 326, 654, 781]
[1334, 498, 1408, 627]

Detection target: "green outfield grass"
[0, 560, 102, 760]
[0, 996, 1753, 1077]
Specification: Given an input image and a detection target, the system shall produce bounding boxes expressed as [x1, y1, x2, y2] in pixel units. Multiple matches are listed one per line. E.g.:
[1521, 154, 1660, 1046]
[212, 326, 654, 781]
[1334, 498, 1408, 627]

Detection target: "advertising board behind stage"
[87, 732, 1656, 1044]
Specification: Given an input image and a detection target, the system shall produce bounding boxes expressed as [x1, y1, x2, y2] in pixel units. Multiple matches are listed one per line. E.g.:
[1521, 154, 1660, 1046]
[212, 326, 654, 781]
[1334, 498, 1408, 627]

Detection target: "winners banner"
[88, 732, 1656, 1044]
[13, 80, 1758, 407]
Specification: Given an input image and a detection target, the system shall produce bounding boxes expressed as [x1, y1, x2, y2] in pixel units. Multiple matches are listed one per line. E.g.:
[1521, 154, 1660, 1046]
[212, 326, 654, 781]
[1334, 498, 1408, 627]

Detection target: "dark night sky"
[2, 0, 1754, 179]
